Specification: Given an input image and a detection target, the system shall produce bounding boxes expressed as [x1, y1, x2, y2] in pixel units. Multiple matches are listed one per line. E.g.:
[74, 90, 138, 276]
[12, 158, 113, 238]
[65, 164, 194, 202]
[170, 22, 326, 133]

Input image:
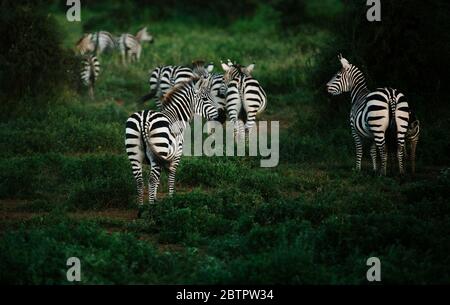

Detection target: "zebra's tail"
[138, 91, 156, 104]
[142, 120, 172, 164]
[386, 97, 398, 149]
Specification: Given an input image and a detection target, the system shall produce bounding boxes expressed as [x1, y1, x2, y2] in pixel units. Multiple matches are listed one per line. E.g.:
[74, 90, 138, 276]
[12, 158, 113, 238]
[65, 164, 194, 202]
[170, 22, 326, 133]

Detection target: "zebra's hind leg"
[168, 158, 181, 197]
[397, 143, 406, 176]
[370, 143, 378, 173]
[376, 142, 388, 176]
[131, 164, 144, 218]
[352, 129, 363, 172]
[148, 163, 162, 205]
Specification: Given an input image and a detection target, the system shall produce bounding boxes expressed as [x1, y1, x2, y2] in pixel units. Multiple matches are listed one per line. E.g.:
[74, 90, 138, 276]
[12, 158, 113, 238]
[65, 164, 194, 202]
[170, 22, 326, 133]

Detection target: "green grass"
[0, 3, 449, 284]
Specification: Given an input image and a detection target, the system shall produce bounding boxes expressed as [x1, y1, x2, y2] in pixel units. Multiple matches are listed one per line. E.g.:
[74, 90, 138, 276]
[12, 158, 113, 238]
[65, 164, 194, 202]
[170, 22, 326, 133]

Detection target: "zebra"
[326, 54, 410, 175]
[76, 31, 116, 55]
[125, 76, 218, 216]
[140, 61, 212, 107]
[220, 61, 266, 139]
[118, 27, 153, 65]
[80, 55, 100, 99]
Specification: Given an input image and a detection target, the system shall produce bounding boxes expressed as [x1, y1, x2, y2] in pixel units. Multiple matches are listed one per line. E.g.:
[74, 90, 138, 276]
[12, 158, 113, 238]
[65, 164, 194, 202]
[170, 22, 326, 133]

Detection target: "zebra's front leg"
[370, 142, 378, 173]
[352, 129, 363, 172]
[148, 163, 161, 205]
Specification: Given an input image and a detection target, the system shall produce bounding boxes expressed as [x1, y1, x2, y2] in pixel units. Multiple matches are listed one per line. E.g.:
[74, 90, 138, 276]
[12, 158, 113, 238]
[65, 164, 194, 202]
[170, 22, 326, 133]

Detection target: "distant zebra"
[118, 27, 153, 65]
[221, 61, 266, 139]
[326, 54, 410, 175]
[76, 31, 116, 55]
[80, 55, 100, 99]
[125, 76, 218, 216]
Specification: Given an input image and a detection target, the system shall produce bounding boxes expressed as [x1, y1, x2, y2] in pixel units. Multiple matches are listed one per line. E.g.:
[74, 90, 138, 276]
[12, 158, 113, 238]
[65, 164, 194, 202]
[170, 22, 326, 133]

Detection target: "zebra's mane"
[161, 77, 199, 106]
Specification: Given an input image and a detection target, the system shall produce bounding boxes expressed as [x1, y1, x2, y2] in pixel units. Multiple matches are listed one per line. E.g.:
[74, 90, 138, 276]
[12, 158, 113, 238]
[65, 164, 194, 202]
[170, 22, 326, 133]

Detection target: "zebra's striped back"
[148, 65, 195, 102]
[91, 31, 116, 54]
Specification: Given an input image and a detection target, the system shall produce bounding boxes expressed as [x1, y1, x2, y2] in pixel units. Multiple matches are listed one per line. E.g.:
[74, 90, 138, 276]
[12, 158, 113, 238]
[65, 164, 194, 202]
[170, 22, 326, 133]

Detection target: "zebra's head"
[136, 27, 154, 43]
[76, 34, 95, 55]
[193, 76, 219, 121]
[192, 61, 214, 78]
[326, 54, 354, 95]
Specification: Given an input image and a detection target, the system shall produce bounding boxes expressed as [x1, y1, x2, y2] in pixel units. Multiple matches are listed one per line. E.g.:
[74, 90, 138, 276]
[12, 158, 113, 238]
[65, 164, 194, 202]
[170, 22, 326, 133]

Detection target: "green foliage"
[0, 1, 75, 116]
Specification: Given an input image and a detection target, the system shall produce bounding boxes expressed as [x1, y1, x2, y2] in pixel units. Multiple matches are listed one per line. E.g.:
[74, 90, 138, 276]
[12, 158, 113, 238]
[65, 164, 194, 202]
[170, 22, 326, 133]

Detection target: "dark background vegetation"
[0, 0, 449, 284]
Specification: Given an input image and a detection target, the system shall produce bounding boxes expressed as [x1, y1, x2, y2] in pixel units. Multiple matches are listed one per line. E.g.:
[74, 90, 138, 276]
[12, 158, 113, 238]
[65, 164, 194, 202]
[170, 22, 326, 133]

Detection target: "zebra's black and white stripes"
[221, 62, 266, 139]
[76, 31, 116, 55]
[80, 55, 100, 99]
[125, 76, 218, 213]
[118, 27, 154, 65]
[326, 54, 410, 175]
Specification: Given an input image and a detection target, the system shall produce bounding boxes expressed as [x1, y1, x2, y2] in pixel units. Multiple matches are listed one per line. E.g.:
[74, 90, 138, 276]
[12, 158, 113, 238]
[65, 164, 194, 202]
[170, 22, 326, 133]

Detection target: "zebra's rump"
[92, 31, 116, 53]
[118, 34, 140, 52]
[147, 66, 195, 103]
[125, 110, 178, 164]
[80, 56, 100, 86]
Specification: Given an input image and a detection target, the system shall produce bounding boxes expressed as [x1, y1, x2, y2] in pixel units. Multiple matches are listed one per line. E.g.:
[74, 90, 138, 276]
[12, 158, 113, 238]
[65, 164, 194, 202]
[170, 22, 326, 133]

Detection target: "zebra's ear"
[194, 78, 204, 92]
[221, 62, 230, 72]
[227, 59, 233, 66]
[87, 33, 93, 40]
[339, 55, 351, 70]
[207, 63, 214, 73]
[244, 64, 255, 75]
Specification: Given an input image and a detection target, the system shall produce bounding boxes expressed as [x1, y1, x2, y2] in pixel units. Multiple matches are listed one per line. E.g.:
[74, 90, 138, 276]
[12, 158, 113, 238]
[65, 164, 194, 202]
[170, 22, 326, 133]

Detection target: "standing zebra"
[76, 31, 116, 55]
[221, 61, 266, 139]
[140, 61, 212, 107]
[326, 54, 410, 175]
[80, 55, 100, 99]
[118, 27, 154, 65]
[125, 76, 218, 216]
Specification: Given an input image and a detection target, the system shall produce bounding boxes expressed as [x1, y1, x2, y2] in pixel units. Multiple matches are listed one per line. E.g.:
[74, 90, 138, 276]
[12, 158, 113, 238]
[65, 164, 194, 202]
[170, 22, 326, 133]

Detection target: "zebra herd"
[126, 60, 267, 216]
[74, 28, 420, 215]
[76, 28, 154, 98]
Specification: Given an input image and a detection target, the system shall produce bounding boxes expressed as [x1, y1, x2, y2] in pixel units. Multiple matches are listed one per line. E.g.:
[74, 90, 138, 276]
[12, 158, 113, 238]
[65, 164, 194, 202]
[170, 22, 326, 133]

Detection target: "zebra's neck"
[350, 68, 370, 105]
[161, 86, 195, 132]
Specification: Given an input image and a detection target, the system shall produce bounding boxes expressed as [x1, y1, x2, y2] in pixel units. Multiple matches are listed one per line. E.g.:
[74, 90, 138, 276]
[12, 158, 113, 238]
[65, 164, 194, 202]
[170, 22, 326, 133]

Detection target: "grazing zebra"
[118, 27, 153, 65]
[221, 61, 266, 139]
[76, 31, 116, 55]
[125, 76, 218, 216]
[80, 55, 100, 99]
[326, 54, 410, 175]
